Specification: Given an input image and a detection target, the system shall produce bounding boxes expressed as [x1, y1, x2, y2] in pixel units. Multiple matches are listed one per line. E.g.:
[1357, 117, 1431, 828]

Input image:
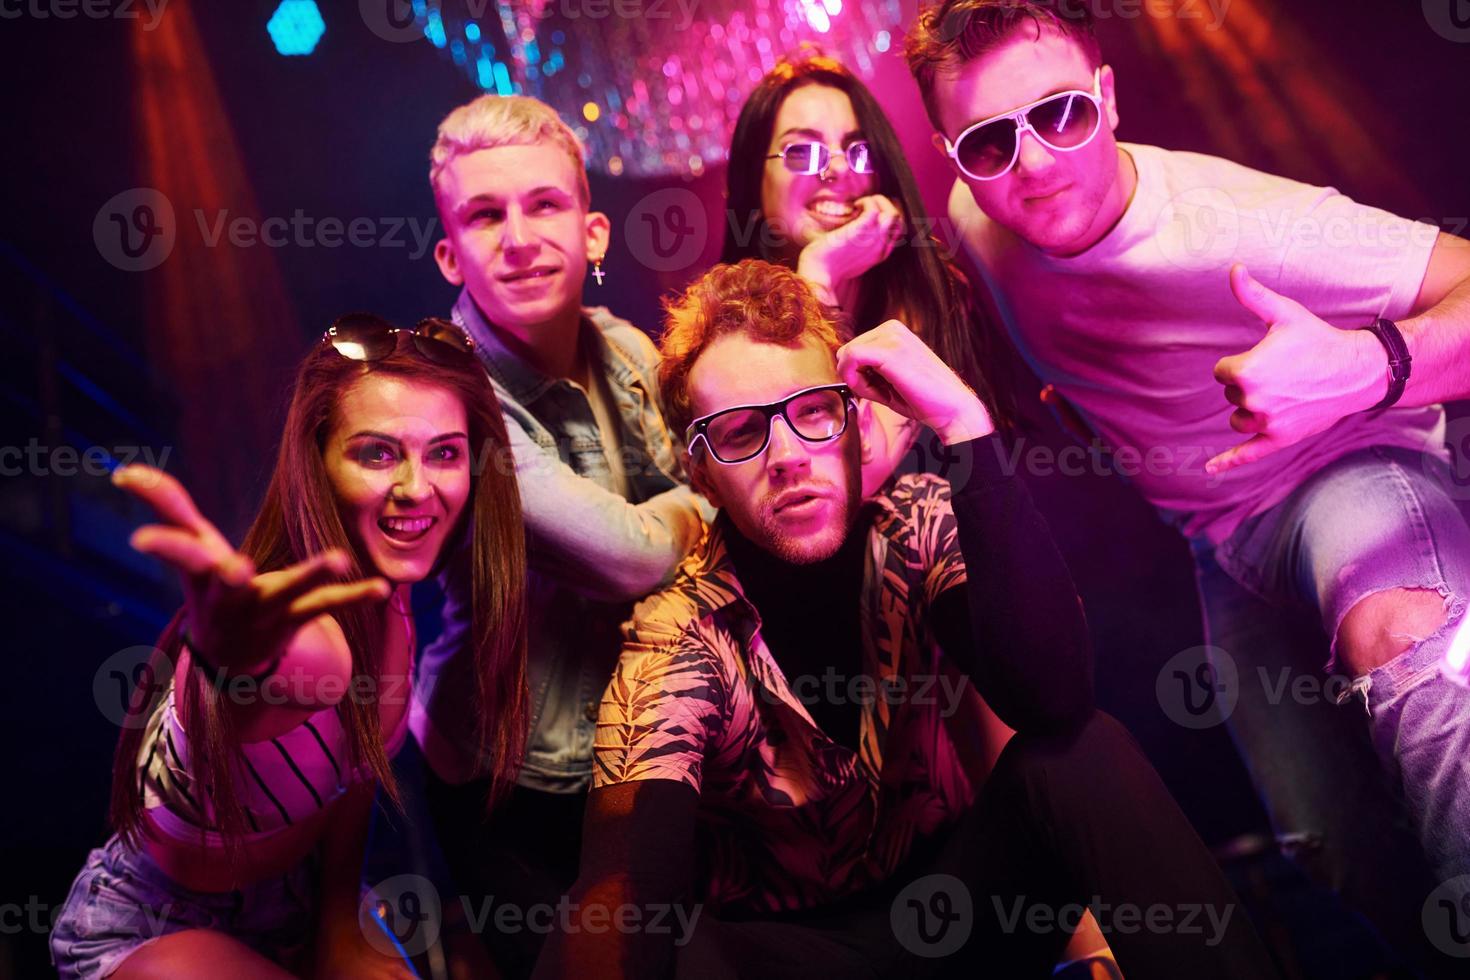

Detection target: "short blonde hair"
[429, 95, 590, 210]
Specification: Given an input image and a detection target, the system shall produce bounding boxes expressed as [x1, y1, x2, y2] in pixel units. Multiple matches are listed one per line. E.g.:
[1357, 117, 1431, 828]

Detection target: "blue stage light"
[267, 0, 325, 56]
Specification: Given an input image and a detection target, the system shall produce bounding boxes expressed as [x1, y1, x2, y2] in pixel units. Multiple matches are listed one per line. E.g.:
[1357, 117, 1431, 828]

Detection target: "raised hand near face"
[796, 194, 905, 307]
[836, 319, 994, 447]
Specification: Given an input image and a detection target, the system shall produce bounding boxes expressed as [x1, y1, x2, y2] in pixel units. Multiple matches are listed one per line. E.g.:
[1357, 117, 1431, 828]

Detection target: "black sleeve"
[930, 432, 1094, 734]
[531, 780, 699, 980]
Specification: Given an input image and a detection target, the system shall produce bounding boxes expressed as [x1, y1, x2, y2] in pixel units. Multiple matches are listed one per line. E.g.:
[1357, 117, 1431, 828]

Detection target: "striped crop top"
[138, 623, 413, 845]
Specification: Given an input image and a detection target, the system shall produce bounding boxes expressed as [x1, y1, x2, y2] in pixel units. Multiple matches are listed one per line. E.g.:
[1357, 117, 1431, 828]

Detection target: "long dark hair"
[722, 53, 1005, 421]
[110, 329, 528, 863]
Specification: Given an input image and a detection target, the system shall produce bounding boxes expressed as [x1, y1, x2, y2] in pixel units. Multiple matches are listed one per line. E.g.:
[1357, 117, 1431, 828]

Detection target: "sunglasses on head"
[322, 313, 477, 366]
[686, 383, 856, 465]
[941, 68, 1104, 181]
[767, 140, 874, 178]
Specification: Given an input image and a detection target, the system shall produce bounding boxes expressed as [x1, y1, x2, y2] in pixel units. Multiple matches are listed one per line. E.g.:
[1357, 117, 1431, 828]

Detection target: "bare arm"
[1396, 230, 1470, 407]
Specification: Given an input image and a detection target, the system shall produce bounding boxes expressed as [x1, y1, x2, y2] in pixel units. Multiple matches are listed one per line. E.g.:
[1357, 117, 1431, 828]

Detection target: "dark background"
[2, 0, 1468, 976]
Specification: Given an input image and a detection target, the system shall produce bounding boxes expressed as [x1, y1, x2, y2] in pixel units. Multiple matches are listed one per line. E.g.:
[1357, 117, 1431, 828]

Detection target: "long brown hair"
[109, 328, 528, 862]
[721, 53, 1008, 424]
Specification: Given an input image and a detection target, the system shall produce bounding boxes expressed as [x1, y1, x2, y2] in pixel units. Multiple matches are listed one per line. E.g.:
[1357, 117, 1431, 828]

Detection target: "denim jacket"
[410, 290, 712, 791]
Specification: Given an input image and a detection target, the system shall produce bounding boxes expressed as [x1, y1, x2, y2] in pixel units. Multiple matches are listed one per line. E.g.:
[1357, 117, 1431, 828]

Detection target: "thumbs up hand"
[1205, 264, 1388, 475]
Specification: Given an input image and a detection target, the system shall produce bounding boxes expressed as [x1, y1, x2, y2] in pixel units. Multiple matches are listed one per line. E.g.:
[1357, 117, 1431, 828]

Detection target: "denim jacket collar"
[450, 288, 648, 405]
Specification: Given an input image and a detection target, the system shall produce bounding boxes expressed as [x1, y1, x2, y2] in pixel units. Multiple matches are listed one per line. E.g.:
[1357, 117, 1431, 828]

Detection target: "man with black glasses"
[533, 259, 1277, 980]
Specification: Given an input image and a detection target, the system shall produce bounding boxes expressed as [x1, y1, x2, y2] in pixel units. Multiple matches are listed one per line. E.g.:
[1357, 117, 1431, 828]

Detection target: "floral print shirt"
[593, 474, 988, 914]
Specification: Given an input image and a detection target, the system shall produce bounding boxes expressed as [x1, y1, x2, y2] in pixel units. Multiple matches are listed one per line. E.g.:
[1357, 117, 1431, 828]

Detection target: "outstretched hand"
[113, 465, 391, 675]
[1207, 264, 1387, 475]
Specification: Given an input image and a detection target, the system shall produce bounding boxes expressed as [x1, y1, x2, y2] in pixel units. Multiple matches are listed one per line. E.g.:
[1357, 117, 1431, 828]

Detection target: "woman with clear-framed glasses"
[722, 52, 1011, 497]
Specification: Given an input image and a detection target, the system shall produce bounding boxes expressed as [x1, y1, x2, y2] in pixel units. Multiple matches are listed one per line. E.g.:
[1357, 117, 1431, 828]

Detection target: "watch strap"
[1362, 317, 1411, 412]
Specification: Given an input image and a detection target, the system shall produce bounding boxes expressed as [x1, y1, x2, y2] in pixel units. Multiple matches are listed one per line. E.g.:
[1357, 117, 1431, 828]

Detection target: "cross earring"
[592, 255, 606, 286]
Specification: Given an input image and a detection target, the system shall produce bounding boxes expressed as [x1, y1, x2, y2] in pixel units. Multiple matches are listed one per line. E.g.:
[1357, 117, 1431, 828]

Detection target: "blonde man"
[411, 94, 712, 976]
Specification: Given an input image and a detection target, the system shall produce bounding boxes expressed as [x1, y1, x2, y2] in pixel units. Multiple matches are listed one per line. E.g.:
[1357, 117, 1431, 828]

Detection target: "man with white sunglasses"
[906, 0, 1470, 973]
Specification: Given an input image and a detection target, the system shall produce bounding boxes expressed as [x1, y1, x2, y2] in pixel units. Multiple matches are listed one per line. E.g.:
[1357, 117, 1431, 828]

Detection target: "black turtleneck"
[537, 434, 1096, 980]
[719, 506, 873, 752]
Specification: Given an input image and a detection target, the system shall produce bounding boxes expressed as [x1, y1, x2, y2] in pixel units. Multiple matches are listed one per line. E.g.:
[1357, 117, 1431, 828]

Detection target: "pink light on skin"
[1445, 614, 1470, 686]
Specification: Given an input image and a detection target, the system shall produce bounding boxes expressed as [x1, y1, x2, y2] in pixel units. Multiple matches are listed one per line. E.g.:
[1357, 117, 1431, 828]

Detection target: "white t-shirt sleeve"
[1265, 187, 1438, 325]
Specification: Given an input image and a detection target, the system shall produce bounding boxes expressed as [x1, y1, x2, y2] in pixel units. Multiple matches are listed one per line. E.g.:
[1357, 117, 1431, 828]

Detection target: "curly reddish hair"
[659, 259, 848, 440]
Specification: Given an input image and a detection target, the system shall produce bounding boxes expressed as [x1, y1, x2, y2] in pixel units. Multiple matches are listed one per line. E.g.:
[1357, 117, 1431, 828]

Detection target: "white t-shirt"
[952, 141, 1447, 544]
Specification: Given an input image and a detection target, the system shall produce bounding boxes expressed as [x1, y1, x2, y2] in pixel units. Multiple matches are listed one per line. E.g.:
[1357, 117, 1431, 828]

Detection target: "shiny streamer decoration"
[402, 0, 907, 177]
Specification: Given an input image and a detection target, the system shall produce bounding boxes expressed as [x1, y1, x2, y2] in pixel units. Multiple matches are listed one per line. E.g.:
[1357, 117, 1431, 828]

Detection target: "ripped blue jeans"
[1196, 445, 1470, 890]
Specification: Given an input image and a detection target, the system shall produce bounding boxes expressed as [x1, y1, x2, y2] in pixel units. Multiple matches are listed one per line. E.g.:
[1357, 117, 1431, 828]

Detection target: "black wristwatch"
[1361, 317, 1412, 412]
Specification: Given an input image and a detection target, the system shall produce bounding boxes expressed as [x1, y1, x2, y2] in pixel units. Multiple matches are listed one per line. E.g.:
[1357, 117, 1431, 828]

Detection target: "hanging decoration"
[396, 0, 906, 177]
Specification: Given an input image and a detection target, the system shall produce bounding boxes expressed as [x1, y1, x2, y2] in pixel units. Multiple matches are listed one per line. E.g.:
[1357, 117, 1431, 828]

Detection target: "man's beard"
[755, 476, 859, 565]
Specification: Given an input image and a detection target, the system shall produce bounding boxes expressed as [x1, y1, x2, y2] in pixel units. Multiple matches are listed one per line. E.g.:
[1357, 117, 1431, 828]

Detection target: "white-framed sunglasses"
[942, 68, 1104, 181]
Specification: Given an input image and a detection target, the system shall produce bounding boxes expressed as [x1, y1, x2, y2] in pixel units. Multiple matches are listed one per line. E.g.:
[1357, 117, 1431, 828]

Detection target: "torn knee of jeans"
[1334, 585, 1463, 672]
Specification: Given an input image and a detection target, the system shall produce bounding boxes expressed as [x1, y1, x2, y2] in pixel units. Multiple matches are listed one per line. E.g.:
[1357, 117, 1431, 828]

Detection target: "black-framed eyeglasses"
[686, 384, 856, 465]
[322, 313, 477, 366]
[766, 140, 874, 177]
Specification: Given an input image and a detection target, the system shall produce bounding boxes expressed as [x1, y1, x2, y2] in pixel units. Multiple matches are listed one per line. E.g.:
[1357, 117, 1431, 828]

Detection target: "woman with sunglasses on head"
[51, 317, 527, 980]
[723, 52, 1009, 494]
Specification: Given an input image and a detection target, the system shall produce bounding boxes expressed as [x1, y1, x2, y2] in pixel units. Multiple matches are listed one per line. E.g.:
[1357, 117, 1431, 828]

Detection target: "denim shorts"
[50, 834, 318, 979]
